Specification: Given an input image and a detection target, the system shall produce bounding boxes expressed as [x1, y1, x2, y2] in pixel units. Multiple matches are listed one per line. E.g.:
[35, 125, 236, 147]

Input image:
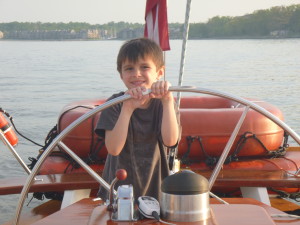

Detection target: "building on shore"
[1, 29, 112, 40]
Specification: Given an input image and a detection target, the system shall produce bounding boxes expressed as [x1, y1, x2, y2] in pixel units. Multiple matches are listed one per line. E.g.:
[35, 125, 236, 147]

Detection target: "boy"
[95, 38, 180, 201]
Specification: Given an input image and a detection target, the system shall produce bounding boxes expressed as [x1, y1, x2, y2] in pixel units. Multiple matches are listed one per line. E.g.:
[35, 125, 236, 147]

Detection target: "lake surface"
[0, 39, 299, 223]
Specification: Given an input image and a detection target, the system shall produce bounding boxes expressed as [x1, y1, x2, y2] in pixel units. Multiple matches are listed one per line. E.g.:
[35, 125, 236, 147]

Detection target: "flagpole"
[164, 0, 168, 81]
[164, 52, 166, 81]
[176, 0, 192, 108]
[168, 0, 192, 173]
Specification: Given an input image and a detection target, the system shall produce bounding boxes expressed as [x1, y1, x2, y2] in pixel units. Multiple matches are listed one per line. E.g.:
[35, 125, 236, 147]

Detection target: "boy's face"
[120, 56, 164, 89]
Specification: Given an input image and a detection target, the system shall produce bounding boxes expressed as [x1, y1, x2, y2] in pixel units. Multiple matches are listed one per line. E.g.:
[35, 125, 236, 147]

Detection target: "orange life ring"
[0, 112, 18, 147]
[57, 96, 284, 161]
[178, 96, 284, 160]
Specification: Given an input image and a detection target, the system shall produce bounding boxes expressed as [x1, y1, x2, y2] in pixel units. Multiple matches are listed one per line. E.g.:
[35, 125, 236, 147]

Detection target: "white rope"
[271, 214, 300, 219]
[209, 192, 229, 204]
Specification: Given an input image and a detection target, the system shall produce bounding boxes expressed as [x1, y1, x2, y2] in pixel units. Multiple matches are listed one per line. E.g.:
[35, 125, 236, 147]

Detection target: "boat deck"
[1, 169, 299, 196]
[3, 198, 299, 225]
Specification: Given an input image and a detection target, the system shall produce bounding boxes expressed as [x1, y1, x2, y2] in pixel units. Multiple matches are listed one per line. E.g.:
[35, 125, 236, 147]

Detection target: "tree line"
[189, 4, 300, 38]
[0, 21, 141, 33]
[0, 4, 299, 39]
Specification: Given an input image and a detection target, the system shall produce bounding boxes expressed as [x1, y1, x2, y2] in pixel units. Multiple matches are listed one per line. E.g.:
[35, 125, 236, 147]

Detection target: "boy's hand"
[150, 81, 173, 102]
[124, 86, 150, 110]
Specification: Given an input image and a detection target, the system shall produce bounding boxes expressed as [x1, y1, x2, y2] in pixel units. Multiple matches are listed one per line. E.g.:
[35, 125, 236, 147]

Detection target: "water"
[0, 39, 299, 223]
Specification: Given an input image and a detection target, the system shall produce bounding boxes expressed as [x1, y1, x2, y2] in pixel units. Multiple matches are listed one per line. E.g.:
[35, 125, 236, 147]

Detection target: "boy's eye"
[142, 65, 150, 70]
[124, 67, 133, 71]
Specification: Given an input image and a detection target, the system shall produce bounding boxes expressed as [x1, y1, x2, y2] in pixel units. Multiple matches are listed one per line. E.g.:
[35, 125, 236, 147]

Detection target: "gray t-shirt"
[95, 92, 173, 201]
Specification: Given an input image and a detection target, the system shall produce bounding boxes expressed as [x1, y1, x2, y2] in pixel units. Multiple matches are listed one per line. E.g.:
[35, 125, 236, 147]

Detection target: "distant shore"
[1, 4, 300, 41]
[1, 36, 299, 41]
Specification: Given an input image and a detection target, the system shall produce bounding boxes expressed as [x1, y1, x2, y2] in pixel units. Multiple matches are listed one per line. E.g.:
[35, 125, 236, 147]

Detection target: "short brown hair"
[117, 38, 164, 73]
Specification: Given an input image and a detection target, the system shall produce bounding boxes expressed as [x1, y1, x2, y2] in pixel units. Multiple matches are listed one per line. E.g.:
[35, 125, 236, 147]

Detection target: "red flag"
[144, 0, 170, 51]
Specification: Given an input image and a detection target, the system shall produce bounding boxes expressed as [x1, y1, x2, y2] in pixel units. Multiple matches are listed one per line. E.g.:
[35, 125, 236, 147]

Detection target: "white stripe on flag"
[153, 5, 159, 45]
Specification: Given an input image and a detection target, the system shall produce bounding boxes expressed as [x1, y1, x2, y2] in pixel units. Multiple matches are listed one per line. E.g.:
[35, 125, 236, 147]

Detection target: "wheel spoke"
[208, 106, 250, 190]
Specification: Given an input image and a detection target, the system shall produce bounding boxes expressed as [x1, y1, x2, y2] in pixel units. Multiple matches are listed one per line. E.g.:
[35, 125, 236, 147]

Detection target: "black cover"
[161, 170, 208, 195]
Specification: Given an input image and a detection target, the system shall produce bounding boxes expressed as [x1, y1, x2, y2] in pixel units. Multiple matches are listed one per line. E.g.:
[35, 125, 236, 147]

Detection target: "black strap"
[181, 136, 195, 165]
[181, 136, 217, 166]
[226, 131, 288, 164]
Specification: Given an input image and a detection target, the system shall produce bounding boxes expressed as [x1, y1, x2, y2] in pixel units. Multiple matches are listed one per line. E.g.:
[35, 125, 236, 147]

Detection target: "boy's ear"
[156, 66, 165, 80]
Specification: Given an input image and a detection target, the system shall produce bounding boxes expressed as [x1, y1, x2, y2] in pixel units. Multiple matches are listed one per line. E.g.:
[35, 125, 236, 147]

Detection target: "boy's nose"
[133, 69, 142, 77]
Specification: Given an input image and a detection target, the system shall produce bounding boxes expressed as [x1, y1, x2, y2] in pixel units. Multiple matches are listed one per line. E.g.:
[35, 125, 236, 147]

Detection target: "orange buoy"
[0, 112, 18, 147]
[57, 96, 284, 161]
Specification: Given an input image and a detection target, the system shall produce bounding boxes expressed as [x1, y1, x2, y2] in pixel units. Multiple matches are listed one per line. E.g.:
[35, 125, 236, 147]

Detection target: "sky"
[1, 0, 300, 24]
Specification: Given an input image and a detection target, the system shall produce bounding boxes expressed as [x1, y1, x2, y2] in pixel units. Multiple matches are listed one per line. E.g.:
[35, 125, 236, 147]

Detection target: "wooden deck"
[1, 169, 298, 196]
[1, 150, 299, 224]
[0, 173, 100, 195]
[3, 198, 299, 225]
[270, 197, 300, 212]
[2, 197, 299, 225]
[198, 170, 300, 188]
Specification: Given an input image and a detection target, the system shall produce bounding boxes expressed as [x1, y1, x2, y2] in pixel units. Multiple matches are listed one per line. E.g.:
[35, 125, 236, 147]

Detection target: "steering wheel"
[12, 86, 300, 225]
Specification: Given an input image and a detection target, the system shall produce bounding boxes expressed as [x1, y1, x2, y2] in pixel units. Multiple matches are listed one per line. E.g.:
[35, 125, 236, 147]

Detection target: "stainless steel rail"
[0, 131, 31, 175]
[13, 86, 300, 224]
[208, 106, 250, 190]
[58, 141, 112, 192]
[176, 0, 192, 108]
